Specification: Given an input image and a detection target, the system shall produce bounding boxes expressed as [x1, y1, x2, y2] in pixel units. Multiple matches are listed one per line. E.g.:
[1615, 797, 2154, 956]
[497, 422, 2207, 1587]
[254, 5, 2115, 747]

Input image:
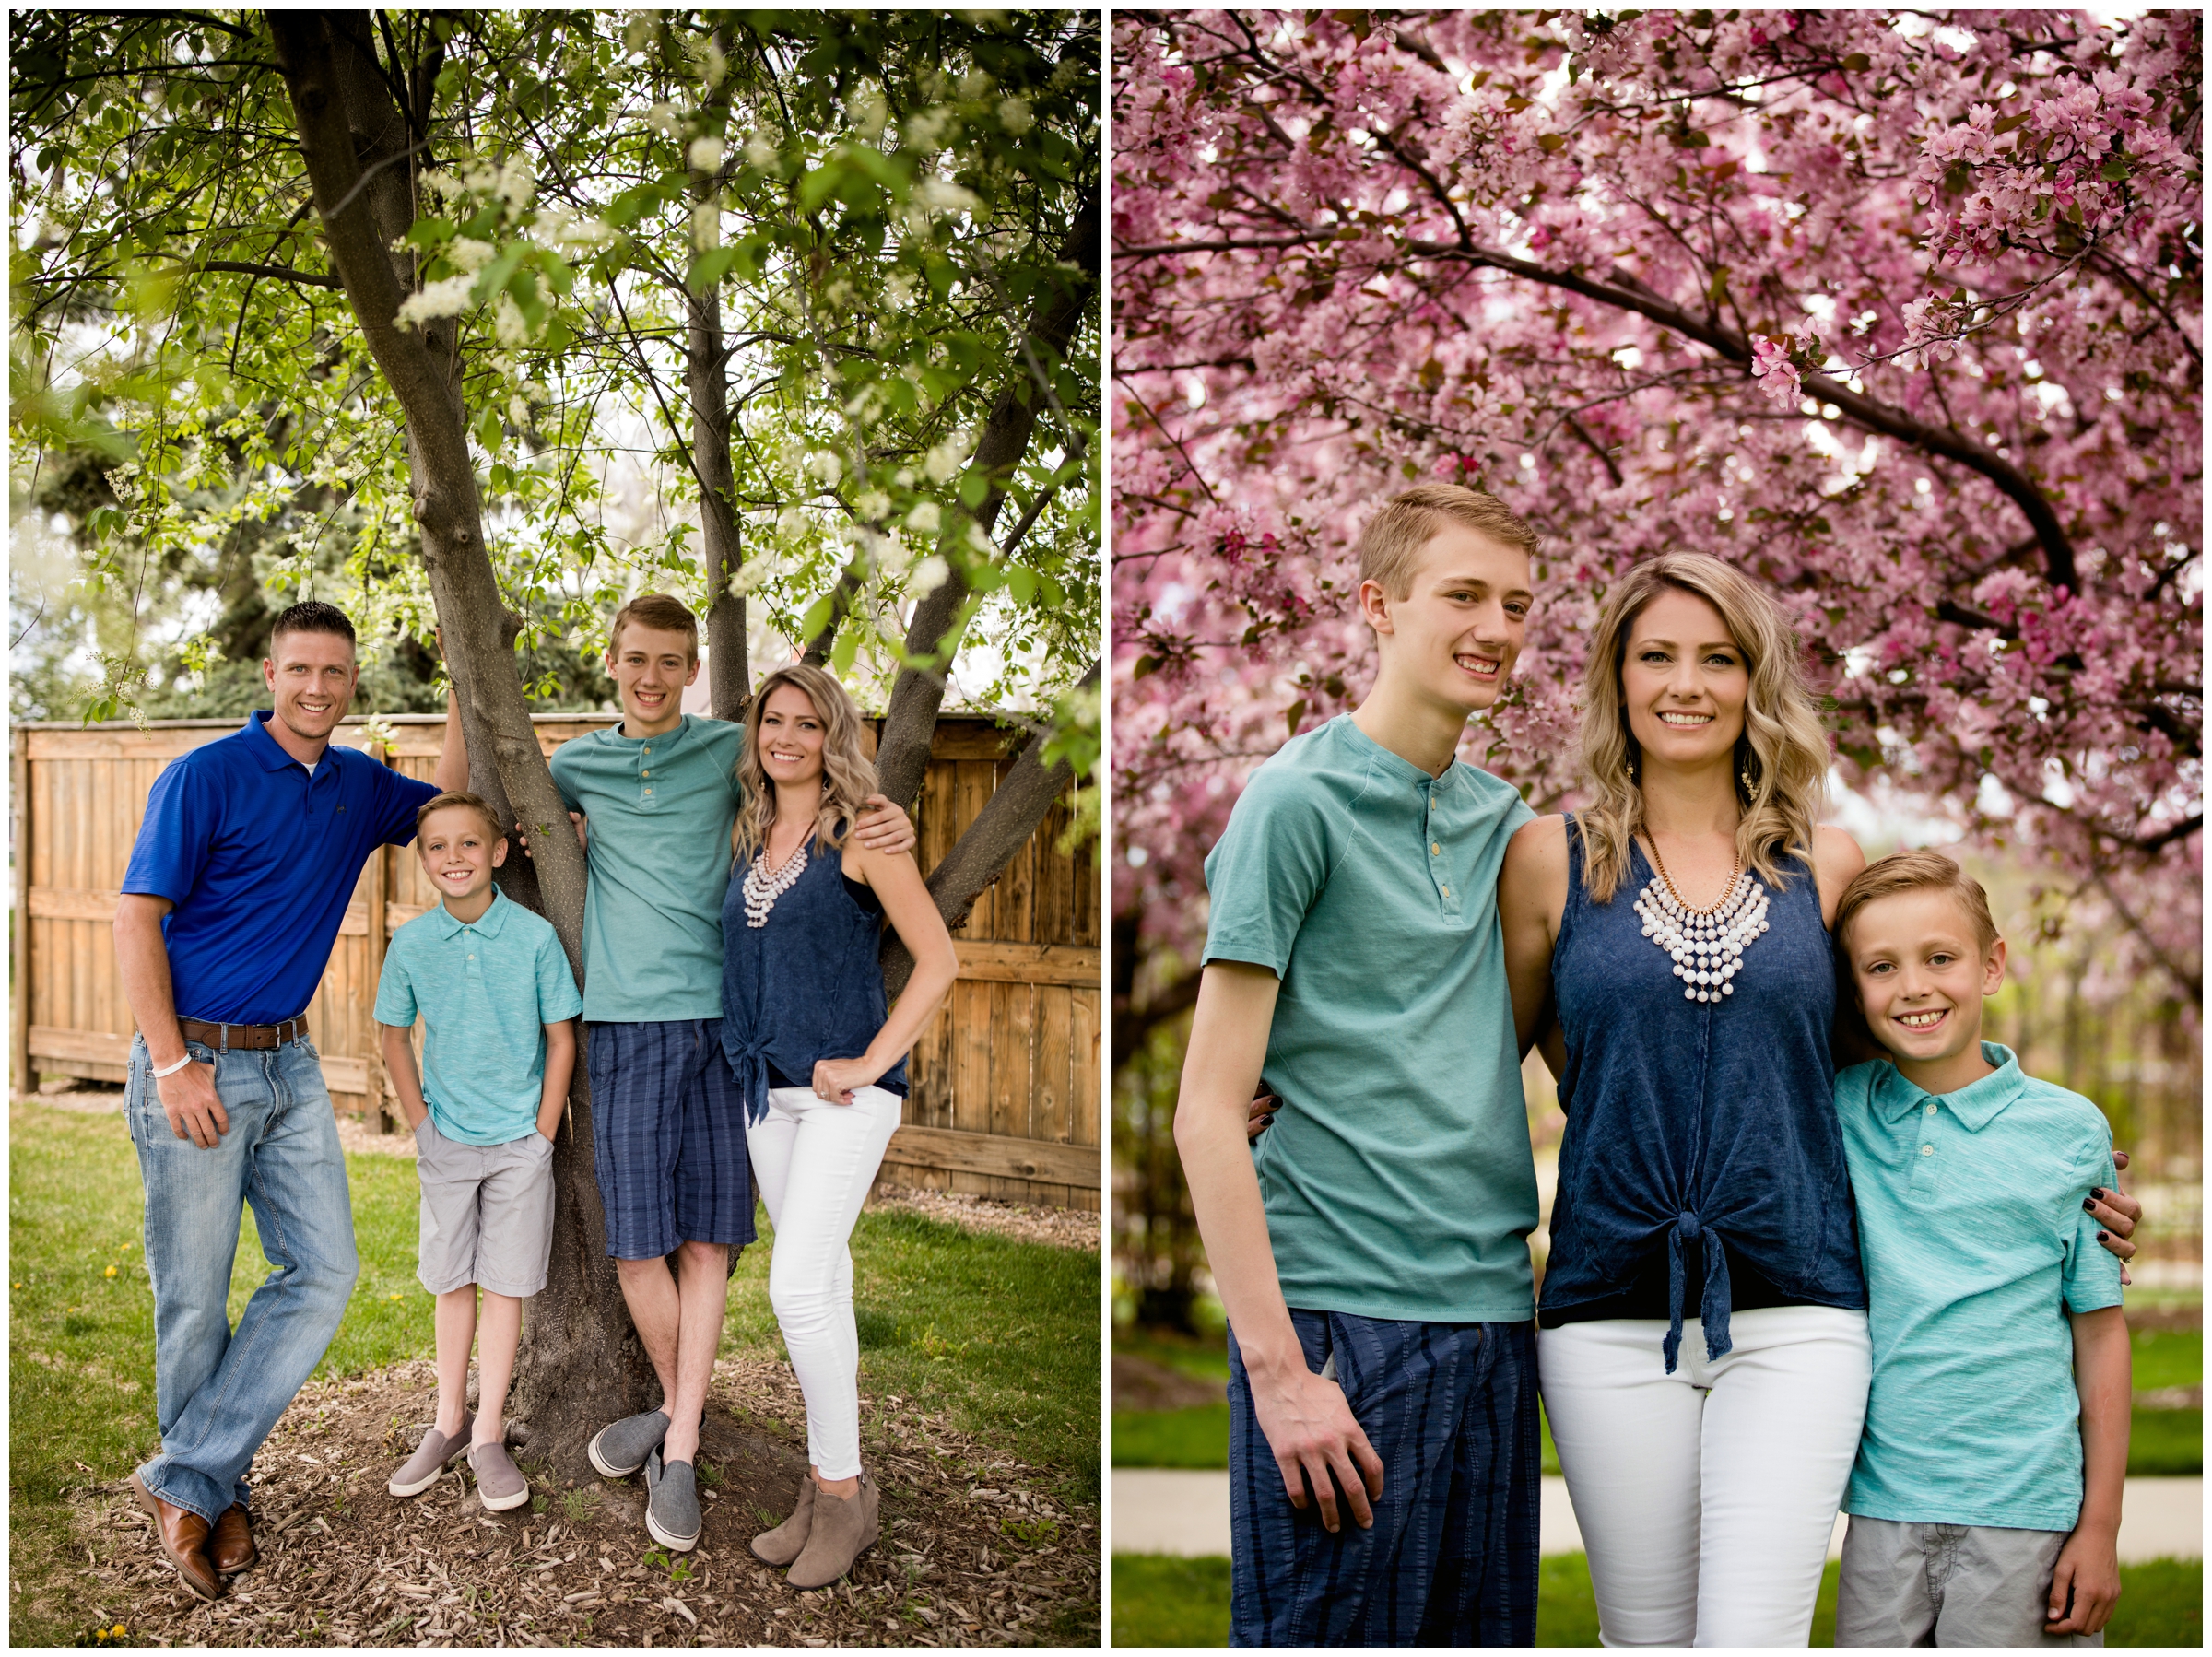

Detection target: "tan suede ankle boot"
[750, 1475, 815, 1566]
[787, 1471, 877, 1588]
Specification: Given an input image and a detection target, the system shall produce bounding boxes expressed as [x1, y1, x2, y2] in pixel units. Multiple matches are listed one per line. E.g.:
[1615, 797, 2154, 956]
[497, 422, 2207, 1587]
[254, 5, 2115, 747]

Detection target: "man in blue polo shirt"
[112, 600, 467, 1601]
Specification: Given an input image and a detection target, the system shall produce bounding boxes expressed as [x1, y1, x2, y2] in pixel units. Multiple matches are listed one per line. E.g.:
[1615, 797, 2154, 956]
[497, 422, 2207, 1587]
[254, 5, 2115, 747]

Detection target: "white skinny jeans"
[1538, 1304, 1871, 1648]
[746, 1083, 904, 1481]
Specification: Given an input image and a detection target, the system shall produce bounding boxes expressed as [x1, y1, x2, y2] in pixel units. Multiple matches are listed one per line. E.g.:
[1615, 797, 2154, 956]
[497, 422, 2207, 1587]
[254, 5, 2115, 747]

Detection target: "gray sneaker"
[586, 1408, 668, 1479]
[643, 1451, 701, 1552]
[388, 1411, 475, 1498]
[468, 1440, 531, 1512]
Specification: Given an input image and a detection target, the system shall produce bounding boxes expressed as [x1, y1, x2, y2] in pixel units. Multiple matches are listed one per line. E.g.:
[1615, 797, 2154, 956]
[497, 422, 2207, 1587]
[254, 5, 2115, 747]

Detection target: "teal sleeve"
[2060, 1136, 2125, 1314]
[1201, 768, 1336, 977]
[548, 745, 582, 817]
[371, 949, 418, 1028]
[536, 929, 584, 1022]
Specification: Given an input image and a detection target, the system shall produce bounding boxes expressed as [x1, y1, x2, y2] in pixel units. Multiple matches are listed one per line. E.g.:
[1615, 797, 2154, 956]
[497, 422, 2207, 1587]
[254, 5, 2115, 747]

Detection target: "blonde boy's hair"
[1833, 848, 2000, 955]
[416, 790, 505, 845]
[1354, 484, 1538, 601]
[609, 592, 700, 662]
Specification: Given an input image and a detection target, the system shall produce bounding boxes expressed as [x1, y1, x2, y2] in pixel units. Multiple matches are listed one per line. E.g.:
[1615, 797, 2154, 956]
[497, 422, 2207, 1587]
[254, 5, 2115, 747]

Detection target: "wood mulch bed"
[62, 1356, 1099, 1648]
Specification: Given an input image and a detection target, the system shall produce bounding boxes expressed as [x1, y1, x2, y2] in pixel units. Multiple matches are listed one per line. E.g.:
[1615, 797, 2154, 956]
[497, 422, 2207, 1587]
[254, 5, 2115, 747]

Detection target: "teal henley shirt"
[1202, 715, 1539, 1325]
[548, 713, 746, 1024]
[1837, 1043, 2124, 1531]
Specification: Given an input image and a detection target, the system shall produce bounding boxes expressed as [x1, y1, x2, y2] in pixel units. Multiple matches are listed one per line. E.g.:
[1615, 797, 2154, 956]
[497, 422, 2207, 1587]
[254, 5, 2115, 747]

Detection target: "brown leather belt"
[178, 1016, 311, 1052]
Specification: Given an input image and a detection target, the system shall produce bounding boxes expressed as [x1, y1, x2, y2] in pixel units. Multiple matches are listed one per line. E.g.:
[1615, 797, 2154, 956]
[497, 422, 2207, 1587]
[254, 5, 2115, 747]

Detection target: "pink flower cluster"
[1112, 9, 2201, 994]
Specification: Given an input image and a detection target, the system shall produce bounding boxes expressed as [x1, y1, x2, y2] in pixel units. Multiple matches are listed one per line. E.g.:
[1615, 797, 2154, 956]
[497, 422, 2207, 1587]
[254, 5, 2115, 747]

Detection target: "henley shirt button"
[1431, 843, 1441, 854]
[1921, 1145, 1934, 1156]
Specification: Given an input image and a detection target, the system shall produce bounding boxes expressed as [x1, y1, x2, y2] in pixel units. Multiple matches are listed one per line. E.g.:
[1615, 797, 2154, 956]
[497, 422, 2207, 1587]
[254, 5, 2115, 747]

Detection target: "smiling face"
[1844, 886, 2007, 1072]
[263, 629, 359, 746]
[608, 621, 699, 737]
[757, 682, 829, 791]
[1619, 586, 1748, 771]
[1362, 523, 1532, 716]
[417, 804, 507, 907]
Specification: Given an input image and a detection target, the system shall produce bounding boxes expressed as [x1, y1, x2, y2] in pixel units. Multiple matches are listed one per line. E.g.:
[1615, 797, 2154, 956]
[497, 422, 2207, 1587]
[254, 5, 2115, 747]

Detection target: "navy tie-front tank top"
[1538, 815, 1864, 1370]
[720, 836, 909, 1126]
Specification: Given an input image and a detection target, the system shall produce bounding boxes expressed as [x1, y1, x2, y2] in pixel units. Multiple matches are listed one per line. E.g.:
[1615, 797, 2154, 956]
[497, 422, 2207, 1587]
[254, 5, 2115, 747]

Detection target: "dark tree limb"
[874, 188, 1100, 810]
[880, 660, 1101, 1002]
[687, 39, 748, 721]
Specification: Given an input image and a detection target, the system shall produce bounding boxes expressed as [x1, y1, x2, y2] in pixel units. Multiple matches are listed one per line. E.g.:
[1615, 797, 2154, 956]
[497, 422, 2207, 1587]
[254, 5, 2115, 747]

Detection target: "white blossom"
[806, 450, 844, 485]
[508, 394, 531, 428]
[493, 291, 528, 347]
[903, 105, 957, 151]
[915, 178, 982, 215]
[853, 488, 891, 523]
[905, 500, 943, 535]
[996, 98, 1034, 135]
[910, 555, 951, 596]
[449, 237, 497, 273]
[688, 136, 725, 173]
[923, 432, 971, 485]
[745, 132, 780, 169]
[394, 274, 477, 328]
[959, 69, 995, 100]
[776, 505, 810, 539]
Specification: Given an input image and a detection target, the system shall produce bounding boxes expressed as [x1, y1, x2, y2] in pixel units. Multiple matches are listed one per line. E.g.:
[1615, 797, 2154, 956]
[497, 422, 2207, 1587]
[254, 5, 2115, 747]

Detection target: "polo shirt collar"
[429, 887, 513, 939]
[244, 709, 329, 773]
[1874, 1041, 2024, 1129]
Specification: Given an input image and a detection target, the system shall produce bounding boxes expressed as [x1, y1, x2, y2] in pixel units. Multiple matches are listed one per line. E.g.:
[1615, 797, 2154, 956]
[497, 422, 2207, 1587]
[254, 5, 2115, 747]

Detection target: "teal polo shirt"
[1202, 715, 1539, 1324]
[373, 888, 584, 1145]
[548, 714, 746, 1023]
[1836, 1044, 2123, 1531]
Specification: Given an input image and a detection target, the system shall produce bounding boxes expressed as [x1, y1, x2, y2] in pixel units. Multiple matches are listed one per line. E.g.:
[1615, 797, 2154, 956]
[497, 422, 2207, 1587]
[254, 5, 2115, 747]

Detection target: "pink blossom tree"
[1112, 8, 2201, 1034]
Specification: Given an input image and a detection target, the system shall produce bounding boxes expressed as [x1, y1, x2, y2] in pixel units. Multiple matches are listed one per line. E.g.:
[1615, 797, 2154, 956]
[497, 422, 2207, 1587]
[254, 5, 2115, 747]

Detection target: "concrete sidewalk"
[1112, 1470, 2205, 1563]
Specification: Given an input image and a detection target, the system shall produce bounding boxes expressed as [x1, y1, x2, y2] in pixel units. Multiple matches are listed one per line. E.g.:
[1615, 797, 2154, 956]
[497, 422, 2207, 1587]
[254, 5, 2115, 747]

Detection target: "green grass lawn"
[11, 1100, 1099, 1639]
[1111, 1552, 2202, 1647]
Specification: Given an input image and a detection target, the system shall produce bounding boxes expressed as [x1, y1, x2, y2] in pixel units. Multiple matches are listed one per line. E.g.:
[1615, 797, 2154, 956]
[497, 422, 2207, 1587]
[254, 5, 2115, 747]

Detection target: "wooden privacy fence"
[13, 712, 1100, 1209]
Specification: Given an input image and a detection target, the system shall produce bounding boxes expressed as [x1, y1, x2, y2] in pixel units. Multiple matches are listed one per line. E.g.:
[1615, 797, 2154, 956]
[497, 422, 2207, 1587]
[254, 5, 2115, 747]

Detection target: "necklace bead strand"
[1633, 834, 1770, 1003]
[742, 841, 808, 928]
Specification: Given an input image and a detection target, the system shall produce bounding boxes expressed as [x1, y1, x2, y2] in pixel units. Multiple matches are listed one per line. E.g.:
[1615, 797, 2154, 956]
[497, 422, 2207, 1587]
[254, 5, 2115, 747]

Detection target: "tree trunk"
[873, 188, 1100, 810]
[268, 13, 653, 1471]
[688, 53, 749, 723]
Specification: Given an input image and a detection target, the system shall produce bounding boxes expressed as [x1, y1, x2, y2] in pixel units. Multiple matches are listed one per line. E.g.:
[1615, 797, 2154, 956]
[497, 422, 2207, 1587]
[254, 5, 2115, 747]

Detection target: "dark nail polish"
[2083, 1199, 2098, 1212]
[2097, 1230, 2110, 1242]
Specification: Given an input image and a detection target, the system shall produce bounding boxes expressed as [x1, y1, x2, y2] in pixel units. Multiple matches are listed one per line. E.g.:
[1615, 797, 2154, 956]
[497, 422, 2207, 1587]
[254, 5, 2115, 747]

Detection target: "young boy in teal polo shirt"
[375, 793, 582, 1513]
[1830, 850, 2128, 1646]
[1177, 486, 1544, 1646]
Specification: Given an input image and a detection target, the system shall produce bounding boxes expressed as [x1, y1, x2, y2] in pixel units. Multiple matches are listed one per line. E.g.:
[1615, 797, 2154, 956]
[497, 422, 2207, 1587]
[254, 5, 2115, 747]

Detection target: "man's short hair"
[415, 790, 505, 844]
[609, 593, 699, 662]
[268, 600, 357, 652]
[1834, 848, 2001, 955]
[1355, 485, 1539, 601]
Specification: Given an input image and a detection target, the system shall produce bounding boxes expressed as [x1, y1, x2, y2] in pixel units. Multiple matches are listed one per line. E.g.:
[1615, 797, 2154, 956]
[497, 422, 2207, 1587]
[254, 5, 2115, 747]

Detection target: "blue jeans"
[1228, 1311, 1540, 1647]
[126, 1032, 359, 1522]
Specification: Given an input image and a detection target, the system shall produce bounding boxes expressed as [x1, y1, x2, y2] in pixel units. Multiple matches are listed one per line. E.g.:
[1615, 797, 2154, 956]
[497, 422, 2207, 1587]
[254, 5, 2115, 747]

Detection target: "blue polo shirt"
[372, 889, 583, 1144]
[122, 711, 441, 1025]
[1837, 1045, 2124, 1530]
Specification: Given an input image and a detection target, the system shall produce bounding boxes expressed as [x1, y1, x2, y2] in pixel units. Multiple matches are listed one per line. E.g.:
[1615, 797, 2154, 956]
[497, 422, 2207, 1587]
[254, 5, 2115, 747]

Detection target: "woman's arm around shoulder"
[1500, 815, 1570, 1058]
[1810, 824, 1866, 929]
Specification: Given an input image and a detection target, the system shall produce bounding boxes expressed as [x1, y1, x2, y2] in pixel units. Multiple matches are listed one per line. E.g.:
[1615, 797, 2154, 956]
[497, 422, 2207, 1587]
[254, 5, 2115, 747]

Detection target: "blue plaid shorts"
[1228, 1311, 1539, 1647]
[587, 1019, 757, 1261]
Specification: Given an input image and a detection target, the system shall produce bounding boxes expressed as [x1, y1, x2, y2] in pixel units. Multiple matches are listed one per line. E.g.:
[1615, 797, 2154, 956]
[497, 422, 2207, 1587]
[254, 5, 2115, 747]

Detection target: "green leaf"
[402, 217, 456, 249]
[687, 246, 740, 290]
[1286, 698, 1307, 736]
[830, 624, 862, 674]
[1537, 133, 1570, 153]
[1842, 53, 1871, 73]
[797, 593, 837, 643]
[959, 471, 989, 509]
[1006, 567, 1037, 605]
[2100, 156, 2130, 182]
[1133, 654, 1159, 680]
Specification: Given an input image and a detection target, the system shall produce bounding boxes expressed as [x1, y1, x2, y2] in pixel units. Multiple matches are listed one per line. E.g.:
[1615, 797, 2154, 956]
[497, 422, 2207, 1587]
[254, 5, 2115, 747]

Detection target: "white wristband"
[151, 1053, 194, 1079]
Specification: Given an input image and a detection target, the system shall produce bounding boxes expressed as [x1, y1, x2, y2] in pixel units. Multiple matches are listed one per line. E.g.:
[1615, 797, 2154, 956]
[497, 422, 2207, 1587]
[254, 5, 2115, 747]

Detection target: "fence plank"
[883, 1123, 1098, 1187]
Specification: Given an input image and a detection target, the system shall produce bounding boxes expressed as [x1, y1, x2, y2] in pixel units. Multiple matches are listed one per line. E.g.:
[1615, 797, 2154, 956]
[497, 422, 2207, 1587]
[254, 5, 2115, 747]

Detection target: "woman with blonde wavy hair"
[717, 663, 959, 1589]
[1499, 552, 1873, 1645]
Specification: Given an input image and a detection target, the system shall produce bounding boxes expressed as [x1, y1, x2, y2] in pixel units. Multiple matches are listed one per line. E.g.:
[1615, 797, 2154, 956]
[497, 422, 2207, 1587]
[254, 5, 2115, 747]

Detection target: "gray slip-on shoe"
[643, 1451, 701, 1553]
[388, 1411, 476, 1498]
[468, 1440, 531, 1512]
[587, 1408, 668, 1479]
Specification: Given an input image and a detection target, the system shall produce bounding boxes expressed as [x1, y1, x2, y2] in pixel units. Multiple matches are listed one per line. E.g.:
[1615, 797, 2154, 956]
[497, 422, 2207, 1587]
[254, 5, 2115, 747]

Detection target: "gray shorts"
[415, 1118, 556, 1299]
[1836, 1515, 2105, 1647]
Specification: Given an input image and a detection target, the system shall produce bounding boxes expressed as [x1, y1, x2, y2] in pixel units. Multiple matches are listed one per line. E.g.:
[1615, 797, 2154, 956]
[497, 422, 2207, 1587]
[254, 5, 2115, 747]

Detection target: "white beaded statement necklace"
[741, 840, 808, 928]
[1632, 834, 1771, 1003]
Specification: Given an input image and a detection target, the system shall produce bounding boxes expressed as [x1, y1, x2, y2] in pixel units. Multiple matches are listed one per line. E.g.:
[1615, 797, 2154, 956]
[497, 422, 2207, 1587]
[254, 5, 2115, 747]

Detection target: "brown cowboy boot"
[130, 1472, 221, 1602]
[750, 1475, 815, 1566]
[208, 1503, 257, 1576]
